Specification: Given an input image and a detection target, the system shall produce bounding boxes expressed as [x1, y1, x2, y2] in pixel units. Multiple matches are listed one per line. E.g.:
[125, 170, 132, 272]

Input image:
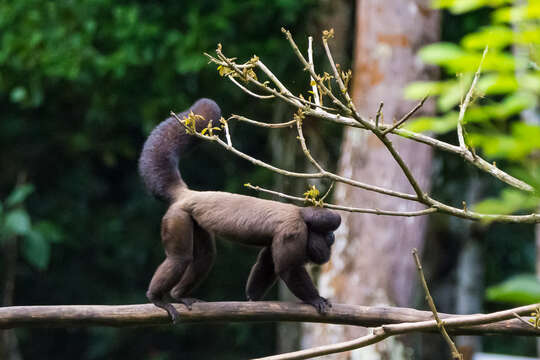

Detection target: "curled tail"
[138, 98, 221, 202]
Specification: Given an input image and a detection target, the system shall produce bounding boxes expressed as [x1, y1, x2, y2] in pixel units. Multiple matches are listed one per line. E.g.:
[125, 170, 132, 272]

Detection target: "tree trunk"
[302, 1, 439, 358]
[276, 0, 353, 353]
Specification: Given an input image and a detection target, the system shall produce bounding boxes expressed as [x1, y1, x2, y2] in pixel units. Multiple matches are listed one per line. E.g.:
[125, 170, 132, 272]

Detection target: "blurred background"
[0, 0, 539, 359]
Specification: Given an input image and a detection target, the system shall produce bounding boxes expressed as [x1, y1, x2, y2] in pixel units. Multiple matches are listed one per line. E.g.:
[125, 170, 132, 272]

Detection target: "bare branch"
[295, 114, 325, 173]
[254, 303, 540, 360]
[307, 36, 321, 108]
[375, 102, 384, 129]
[245, 183, 437, 217]
[281, 28, 353, 117]
[322, 30, 357, 113]
[1, 302, 538, 335]
[413, 249, 463, 360]
[171, 111, 322, 179]
[457, 46, 488, 149]
[229, 115, 296, 129]
[381, 96, 428, 136]
[513, 313, 540, 331]
[227, 75, 275, 99]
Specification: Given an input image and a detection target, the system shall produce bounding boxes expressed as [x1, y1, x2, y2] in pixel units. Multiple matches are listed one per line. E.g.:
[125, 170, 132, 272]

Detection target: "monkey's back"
[180, 190, 305, 245]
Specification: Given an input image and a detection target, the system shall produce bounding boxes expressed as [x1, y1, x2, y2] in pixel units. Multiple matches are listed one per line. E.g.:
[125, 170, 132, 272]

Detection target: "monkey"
[138, 98, 341, 323]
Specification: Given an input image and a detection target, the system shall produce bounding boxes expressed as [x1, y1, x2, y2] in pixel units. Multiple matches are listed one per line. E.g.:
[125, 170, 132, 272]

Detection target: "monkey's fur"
[139, 98, 341, 323]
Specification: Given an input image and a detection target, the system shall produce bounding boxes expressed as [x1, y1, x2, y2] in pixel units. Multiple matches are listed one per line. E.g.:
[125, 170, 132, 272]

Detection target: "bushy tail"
[138, 98, 221, 202]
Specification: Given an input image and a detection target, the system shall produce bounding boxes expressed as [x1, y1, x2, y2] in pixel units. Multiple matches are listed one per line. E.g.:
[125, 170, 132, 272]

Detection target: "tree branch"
[245, 183, 437, 216]
[0, 302, 538, 335]
[253, 303, 539, 360]
[413, 249, 463, 359]
[457, 46, 488, 149]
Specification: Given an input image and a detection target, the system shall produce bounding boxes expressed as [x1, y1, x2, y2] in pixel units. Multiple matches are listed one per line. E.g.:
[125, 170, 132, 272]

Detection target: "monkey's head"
[300, 207, 341, 265]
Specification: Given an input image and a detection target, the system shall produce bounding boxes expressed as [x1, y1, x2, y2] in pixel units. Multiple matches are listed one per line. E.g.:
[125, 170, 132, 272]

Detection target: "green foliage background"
[0, 1, 318, 358]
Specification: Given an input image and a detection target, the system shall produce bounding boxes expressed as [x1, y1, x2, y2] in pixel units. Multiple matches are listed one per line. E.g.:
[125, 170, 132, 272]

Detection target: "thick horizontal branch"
[0, 301, 538, 335]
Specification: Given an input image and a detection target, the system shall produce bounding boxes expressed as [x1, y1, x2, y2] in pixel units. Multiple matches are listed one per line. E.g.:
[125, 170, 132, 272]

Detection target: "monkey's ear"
[272, 228, 308, 275]
[300, 207, 341, 233]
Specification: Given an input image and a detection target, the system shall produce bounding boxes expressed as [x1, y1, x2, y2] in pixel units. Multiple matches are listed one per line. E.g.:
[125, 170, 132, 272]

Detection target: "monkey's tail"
[138, 98, 221, 202]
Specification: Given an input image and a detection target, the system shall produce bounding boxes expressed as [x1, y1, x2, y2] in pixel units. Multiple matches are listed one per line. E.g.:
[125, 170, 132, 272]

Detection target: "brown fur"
[139, 99, 341, 323]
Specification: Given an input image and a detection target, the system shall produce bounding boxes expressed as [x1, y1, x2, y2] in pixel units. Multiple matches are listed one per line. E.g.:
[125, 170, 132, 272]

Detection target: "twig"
[171, 111, 321, 178]
[253, 303, 540, 360]
[304, 106, 534, 193]
[457, 46, 488, 149]
[375, 102, 384, 129]
[307, 36, 321, 108]
[227, 75, 275, 99]
[413, 249, 463, 360]
[245, 183, 437, 217]
[513, 312, 540, 331]
[281, 28, 353, 116]
[295, 115, 325, 173]
[322, 31, 357, 113]
[253, 332, 389, 360]
[208, 46, 534, 193]
[319, 182, 334, 202]
[229, 115, 296, 129]
[381, 96, 428, 136]
[222, 118, 232, 146]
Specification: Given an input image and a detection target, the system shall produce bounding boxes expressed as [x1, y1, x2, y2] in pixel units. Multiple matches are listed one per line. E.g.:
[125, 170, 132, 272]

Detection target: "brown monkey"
[139, 98, 341, 323]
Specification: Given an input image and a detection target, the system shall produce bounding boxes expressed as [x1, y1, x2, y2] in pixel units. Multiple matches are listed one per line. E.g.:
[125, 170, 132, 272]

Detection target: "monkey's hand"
[307, 296, 332, 314]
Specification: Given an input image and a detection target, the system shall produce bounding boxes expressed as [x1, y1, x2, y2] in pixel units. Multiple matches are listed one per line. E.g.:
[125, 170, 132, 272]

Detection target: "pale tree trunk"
[302, 1, 439, 358]
[276, 0, 353, 353]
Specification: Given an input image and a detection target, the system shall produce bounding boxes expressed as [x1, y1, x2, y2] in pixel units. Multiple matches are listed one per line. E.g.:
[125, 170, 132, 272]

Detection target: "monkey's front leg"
[246, 247, 277, 301]
[279, 266, 331, 314]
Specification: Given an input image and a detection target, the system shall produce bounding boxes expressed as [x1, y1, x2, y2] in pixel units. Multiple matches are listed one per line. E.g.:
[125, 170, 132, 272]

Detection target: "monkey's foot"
[147, 292, 181, 324]
[307, 296, 332, 314]
[176, 297, 205, 310]
[152, 300, 181, 324]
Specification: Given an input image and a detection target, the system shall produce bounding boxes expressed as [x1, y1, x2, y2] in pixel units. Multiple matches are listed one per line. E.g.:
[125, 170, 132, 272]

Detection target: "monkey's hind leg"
[170, 223, 216, 309]
[246, 247, 277, 301]
[147, 206, 194, 324]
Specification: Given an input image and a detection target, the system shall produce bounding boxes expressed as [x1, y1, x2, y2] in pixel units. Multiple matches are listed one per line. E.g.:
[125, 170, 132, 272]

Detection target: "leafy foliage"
[0, 0, 318, 358]
[486, 274, 540, 304]
[405, 0, 540, 215]
[0, 183, 62, 269]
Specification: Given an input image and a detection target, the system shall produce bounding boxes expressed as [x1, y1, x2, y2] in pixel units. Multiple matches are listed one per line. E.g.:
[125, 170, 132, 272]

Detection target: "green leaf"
[4, 209, 31, 236]
[34, 221, 63, 243]
[462, 26, 514, 50]
[5, 184, 35, 207]
[405, 113, 458, 134]
[438, 80, 467, 111]
[9, 86, 27, 103]
[477, 73, 519, 95]
[21, 230, 51, 270]
[474, 188, 539, 215]
[404, 81, 443, 99]
[486, 274, 540, 305]
[418, 42, 464, 65]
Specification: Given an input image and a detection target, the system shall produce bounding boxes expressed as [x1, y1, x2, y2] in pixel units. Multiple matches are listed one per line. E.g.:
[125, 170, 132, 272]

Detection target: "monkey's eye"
[325, 233, 335, 246]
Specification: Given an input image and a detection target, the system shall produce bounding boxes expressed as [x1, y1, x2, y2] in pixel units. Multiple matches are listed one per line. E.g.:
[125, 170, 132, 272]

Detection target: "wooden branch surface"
[0, 301, 537, 335]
